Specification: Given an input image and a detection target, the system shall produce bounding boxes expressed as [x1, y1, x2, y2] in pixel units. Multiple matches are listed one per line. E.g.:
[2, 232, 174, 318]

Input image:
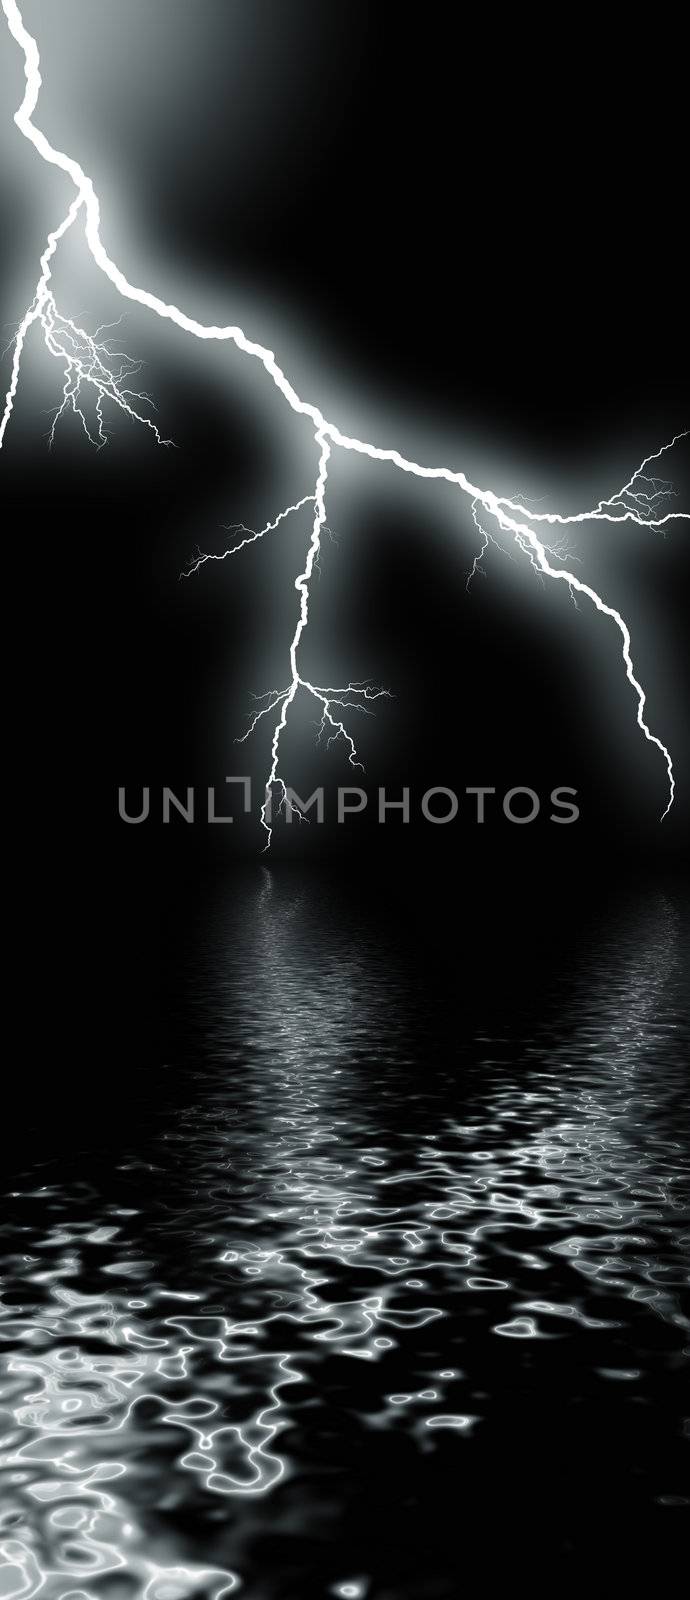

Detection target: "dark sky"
[1, 0, 688, 877]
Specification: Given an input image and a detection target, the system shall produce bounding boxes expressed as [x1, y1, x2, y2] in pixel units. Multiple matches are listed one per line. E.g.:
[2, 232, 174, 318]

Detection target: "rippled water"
[2, 870, 689, 1595]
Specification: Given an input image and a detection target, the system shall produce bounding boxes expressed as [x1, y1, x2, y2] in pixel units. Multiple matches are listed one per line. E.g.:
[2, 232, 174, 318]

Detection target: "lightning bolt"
[0, 199, 172, 451]
[1, 0, 686, 842]
[181, 465, 390, 848]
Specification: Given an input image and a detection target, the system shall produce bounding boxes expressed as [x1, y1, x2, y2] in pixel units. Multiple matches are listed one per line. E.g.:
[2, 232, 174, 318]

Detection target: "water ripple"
[1, 876, 689, 1595]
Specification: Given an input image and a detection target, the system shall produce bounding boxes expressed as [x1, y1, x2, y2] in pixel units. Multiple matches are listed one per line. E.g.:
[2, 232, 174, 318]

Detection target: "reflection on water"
[1, 873, 689, 1596]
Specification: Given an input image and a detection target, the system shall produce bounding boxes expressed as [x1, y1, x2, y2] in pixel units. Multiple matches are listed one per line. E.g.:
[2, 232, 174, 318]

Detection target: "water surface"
[2, 871, 689, 1595]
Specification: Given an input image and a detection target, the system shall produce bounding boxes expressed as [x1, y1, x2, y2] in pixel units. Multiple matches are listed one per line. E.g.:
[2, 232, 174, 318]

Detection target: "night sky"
[2, 14, 689, 1580]
[1, 2, 688, 893]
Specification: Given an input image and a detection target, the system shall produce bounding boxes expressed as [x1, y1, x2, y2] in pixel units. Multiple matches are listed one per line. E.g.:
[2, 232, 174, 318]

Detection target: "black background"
[2, 6, 689, 1579]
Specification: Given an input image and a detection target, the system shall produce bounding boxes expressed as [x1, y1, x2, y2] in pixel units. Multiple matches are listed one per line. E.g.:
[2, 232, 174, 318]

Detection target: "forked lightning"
[1, 0, 686, 845]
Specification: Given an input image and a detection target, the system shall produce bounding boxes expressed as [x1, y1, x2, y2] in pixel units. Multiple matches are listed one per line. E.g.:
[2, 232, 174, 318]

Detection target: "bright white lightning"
[181, 494, 316, 576]
[0, 199, 172, 451]
[182, 473, 390, 848]
[1, 0, 686, 838]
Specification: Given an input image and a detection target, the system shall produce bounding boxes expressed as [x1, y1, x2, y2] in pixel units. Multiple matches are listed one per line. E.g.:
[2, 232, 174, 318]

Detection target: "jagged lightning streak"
[253, 434, 389, 847]
[181, 460, 390, 848]
[1, 0, 686, 838]
[182, 494, 316, 577]
[0, 196, 171, 450]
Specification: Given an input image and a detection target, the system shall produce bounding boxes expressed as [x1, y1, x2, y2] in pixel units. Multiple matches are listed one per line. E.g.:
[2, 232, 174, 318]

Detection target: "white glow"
[1, 0, 686, 837]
